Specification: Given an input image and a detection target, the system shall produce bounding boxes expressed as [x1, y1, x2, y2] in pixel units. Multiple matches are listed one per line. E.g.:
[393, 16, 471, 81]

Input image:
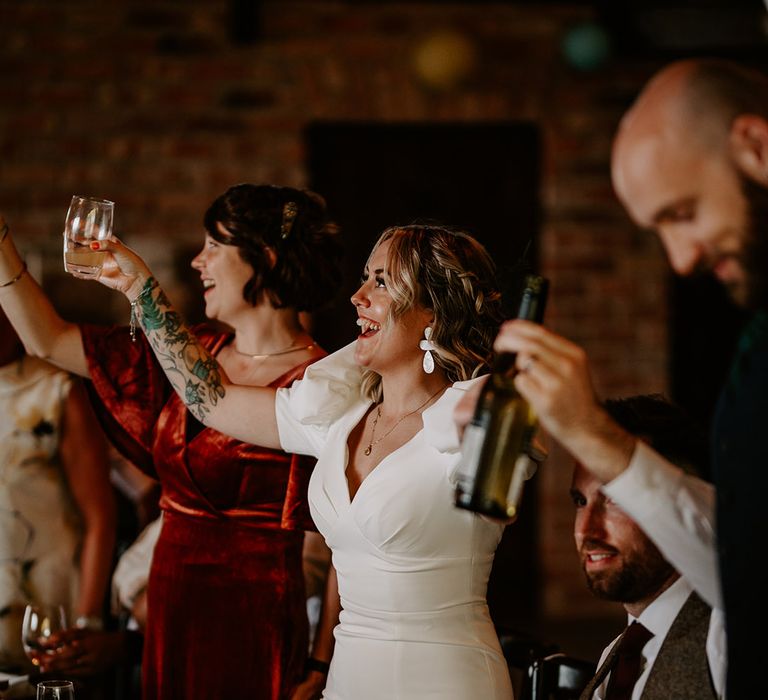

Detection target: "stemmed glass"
[62, 195, 113, 277]
[21, 604, 67, 669]
[36, 680, 75, 699]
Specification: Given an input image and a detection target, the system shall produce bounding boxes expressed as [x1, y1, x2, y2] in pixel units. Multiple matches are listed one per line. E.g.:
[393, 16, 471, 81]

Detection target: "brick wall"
[1, 0, 673, 648]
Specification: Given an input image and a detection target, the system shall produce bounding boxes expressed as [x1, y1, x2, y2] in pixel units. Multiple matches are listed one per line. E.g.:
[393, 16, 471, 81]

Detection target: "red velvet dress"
[81, 324, 318, 700]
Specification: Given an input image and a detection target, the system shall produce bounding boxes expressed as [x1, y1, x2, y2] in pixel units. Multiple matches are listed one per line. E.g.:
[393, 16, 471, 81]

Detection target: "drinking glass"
[21, 604, 67, 668]
[36, 680, 75, 699]
[62, 195, 114, 276]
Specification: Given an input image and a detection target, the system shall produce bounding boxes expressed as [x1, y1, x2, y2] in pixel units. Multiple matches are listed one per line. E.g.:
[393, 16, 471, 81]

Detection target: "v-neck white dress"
[275, 344, 513, 699]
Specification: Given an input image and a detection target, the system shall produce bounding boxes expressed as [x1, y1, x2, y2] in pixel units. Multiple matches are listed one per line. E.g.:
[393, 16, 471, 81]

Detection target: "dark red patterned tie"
[604, 621, 654, 700]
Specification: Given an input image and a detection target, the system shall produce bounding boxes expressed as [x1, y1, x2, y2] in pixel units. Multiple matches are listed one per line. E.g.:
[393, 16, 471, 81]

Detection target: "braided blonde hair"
[360, 224, 503, 403]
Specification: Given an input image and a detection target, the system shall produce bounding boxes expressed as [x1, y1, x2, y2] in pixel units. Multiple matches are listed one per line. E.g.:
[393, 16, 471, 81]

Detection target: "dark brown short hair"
[203, 184, 342, 312]
[603, 394, 710, 480]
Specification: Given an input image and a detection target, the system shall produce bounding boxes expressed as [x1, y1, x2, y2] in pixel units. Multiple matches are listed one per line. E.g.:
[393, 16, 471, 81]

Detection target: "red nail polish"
[90, 241, 100, 250]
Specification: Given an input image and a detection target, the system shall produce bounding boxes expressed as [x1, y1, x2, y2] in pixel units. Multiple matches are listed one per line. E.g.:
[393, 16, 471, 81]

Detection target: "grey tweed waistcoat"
[579, 591, 717, 700]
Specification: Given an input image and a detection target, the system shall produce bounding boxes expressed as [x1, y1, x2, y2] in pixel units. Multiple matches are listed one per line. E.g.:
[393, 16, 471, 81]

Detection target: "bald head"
[615, 59, 768, 168]
[619, 61, 697, 139]
[610, 59, 768, 308]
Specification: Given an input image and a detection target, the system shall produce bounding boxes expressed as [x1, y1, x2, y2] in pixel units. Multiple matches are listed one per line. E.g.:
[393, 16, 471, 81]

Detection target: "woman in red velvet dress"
[0, 185, 342, 699]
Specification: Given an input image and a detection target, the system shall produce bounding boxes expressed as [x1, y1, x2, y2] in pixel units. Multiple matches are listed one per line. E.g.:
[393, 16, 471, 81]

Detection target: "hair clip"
[280, 202, 298, 239]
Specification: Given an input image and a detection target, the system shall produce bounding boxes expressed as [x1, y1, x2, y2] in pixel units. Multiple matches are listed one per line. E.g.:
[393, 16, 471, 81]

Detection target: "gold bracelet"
[0, 261, 27, 288]
[0, 223, 8, 244]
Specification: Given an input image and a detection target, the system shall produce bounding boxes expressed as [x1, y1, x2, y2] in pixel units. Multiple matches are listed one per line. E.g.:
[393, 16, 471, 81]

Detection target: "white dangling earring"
[419, 326, 436, 374]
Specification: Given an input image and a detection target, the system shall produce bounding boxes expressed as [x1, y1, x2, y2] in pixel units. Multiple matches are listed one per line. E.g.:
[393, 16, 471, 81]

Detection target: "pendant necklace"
[364, 385, 446, 456]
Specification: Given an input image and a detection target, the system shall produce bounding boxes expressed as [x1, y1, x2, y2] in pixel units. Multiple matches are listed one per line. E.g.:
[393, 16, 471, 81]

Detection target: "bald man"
[471, 60, 768, 697]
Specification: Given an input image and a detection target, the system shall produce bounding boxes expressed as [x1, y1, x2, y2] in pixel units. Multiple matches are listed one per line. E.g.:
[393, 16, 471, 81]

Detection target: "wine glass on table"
[36, 680, 75, 699]
[21, 604, 68, 670]
[62, 195, 114, 277]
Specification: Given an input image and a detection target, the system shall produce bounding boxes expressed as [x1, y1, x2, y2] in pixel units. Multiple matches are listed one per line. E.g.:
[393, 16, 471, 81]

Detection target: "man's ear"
[730, 114, 768, 186]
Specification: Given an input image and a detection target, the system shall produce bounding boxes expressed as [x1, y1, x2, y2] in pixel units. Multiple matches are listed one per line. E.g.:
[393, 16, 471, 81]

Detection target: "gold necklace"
[231, 341, 315, 361]
[363, 386, 446, 456]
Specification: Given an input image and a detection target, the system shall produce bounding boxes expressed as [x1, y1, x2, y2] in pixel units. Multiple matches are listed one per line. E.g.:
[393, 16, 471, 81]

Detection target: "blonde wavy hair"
[360, 224, 503, 403]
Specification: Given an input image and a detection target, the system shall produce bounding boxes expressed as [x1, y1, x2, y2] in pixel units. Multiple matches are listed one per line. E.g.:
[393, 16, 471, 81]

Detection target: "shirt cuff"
[603, 440, 686, 518]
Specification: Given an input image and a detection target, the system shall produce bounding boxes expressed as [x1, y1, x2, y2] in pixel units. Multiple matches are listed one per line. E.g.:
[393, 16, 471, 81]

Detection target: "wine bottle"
[455, 274, 549, 520]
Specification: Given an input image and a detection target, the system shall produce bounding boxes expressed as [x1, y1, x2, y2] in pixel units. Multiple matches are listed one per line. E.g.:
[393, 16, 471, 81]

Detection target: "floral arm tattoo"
[135, 277, 225, 423]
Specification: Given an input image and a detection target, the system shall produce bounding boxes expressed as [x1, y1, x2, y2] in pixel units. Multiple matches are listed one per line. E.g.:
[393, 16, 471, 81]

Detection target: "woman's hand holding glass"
[76, 236, 154, 302]
[34, 628, 127, 678]
[22, 603, 126, 677]
[21, 605, 68, 669]
[62, 196, 113, 278]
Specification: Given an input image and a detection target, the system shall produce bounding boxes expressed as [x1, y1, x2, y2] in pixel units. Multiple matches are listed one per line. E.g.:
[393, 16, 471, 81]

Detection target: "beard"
[581, 539, 676, 604]
[733, 173, 768, 310]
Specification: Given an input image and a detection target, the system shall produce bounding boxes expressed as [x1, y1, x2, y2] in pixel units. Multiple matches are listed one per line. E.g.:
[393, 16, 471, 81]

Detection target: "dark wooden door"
[307, 120, 542, 629]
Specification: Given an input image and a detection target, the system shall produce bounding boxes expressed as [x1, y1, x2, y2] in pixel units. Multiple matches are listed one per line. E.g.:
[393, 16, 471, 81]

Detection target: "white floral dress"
[0, 357, 80, 670]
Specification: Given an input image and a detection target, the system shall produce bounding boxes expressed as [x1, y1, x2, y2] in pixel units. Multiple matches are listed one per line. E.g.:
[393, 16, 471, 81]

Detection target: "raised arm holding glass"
[0, 184, 343, 700]
[39, 221, 514, 699]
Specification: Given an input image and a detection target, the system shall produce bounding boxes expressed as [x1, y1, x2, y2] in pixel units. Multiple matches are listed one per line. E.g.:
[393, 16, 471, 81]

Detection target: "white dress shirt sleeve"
[602, 440, 721, 610]
[601, 443, 726, 697]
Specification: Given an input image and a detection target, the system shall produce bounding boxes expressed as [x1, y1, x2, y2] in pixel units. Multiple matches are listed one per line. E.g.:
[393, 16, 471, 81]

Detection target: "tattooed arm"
[88, 237, 283, 448]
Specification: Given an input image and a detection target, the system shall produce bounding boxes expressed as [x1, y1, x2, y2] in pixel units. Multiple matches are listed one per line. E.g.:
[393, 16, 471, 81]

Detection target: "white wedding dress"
[276, 344, 513, 699]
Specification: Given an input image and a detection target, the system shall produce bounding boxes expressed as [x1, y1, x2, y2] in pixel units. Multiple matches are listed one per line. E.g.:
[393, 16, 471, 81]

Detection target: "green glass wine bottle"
[455, 274, 549, 520]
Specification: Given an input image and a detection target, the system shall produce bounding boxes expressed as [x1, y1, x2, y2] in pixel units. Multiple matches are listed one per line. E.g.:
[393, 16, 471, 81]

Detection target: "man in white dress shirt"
[571, 395, 723, 699]
[475, 58, 768, 698]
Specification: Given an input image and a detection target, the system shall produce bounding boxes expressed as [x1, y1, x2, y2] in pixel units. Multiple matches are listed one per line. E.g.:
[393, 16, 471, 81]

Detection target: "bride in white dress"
[61, 222, 514, 699]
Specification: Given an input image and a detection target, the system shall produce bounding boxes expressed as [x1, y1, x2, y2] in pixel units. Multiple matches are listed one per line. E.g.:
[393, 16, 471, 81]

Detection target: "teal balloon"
[562, 22, 611, 71]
